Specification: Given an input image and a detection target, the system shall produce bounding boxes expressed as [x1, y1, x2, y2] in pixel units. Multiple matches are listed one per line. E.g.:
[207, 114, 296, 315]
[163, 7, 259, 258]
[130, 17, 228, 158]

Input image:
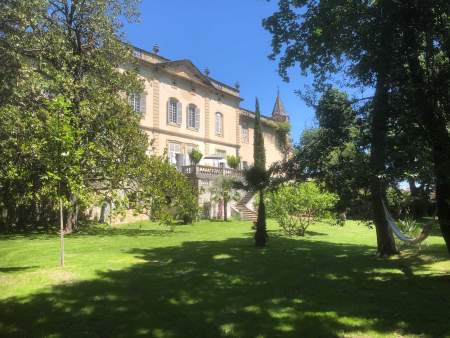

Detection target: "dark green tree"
[0, 0, 147, 232]
[253, 98, 266, 170]
[295, 89, 371, 218]
[263, 0, 450, 255]
[253, 98, 269, 246]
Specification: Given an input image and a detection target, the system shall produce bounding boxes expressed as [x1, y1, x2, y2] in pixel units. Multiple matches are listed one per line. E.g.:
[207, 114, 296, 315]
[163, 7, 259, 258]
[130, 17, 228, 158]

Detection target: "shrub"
[189, 149, 203, 166]
[226, 155, 241, 169]
[133, 155, 198, 228]
[266, 181, 337, 236]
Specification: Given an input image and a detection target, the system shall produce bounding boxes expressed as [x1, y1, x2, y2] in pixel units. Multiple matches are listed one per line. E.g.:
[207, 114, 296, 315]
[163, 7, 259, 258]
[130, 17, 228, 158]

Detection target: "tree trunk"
[405, 25, 450, 253]
[418, 109, 450, 253]
[64, 194, 79, 234]
[223, 199, 228, 221]
[369, 72, 398, 257]
[254, 190, 267, 247]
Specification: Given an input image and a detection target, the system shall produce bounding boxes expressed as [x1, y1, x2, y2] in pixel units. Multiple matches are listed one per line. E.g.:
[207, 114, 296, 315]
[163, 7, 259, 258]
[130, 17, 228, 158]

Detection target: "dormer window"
[187, 104, 200, 130]
[215, 112, 223, 136]
[167, 98, 182, 125]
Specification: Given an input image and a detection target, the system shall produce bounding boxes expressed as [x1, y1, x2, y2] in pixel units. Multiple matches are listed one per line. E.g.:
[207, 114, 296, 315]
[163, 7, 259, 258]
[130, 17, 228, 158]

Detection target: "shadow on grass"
[71, 227, 181, 238]
[0, 226, 180, 241]
[1, 235, 449, 337]
[0, 266, 38, 273]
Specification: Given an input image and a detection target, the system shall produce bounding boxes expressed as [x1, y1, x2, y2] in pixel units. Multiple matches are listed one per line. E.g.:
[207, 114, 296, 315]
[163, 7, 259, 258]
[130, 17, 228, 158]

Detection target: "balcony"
[181, 165, 242, 179]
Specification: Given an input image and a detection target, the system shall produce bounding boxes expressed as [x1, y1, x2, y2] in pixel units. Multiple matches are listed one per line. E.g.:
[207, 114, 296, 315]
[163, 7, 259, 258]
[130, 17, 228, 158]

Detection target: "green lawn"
[0, 219, 449, 338]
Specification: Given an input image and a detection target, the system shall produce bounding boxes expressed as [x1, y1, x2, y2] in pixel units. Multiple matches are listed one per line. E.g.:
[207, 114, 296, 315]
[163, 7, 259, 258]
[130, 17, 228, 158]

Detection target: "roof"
[241, 107, 274, 121]
[132, 45, 240, 98]
[272, 91, 288, 117]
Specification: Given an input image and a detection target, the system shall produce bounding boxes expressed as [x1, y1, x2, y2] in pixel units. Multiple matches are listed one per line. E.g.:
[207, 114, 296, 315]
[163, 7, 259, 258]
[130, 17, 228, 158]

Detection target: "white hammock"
[381, 200, 430, 244]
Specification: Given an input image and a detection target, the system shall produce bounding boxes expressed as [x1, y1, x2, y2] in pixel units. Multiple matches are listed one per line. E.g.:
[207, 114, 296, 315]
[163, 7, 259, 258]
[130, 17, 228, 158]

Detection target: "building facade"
[118, 45, 290, 221]
[126, 46, 290, 170]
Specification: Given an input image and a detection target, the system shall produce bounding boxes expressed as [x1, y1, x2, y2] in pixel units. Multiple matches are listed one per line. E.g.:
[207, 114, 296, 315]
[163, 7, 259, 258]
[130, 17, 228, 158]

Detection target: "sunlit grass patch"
[0, 220, 448, 337]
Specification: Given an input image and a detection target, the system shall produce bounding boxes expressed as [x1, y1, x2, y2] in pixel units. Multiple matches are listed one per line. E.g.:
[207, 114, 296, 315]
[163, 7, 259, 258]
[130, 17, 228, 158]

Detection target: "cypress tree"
[253, 98, 266, 170]
[252, 97, 268, 246]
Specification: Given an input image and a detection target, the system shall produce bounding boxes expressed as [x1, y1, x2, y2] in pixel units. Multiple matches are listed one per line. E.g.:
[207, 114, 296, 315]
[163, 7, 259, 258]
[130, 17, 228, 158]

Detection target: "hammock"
[381, 200, 431, 245]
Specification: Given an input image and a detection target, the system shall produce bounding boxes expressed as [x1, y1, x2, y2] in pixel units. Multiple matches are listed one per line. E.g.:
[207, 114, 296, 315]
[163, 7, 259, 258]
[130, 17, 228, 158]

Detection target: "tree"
[210, 176, 240, 221]
[253, 98, 266, 170]
[253, 98, 269, 246]
[266, 181, 337, 236]
[132, 155, 198, 227]
[0, 0, 147, 233]
[263, 0, 450, 255]
[275, 121, 292, 162]
[398, 2, 450, 252]
[295, 89, 371, 218]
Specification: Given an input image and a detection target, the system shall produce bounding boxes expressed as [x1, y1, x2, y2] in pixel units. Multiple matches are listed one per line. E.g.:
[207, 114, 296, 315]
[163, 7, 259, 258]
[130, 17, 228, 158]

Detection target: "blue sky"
[122, 0, 315, 142]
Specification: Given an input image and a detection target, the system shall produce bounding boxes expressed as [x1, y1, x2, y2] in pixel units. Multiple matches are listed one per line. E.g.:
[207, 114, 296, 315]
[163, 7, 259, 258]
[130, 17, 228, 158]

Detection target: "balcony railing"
[181, 165, 242, 178]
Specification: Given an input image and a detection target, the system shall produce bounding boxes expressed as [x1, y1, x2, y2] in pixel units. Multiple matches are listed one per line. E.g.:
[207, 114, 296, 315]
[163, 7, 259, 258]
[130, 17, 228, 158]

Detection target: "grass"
[0, 219, 449, 338]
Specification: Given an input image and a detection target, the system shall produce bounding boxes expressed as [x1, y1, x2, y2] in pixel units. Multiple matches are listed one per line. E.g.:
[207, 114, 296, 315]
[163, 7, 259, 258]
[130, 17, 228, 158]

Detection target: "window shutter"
[177, 101, 182, 125]
[186, 105, 189, 128]
[195, 107, 200, 130]
[140, 92, 146, 117]
[167, 100, 170, 124]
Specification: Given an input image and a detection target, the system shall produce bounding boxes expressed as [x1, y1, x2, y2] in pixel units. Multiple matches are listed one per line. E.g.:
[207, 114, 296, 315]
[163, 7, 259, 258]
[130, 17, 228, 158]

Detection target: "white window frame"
[168, 98, 181, 125]
[187, 104, 200, 130]
[215, 112, 223, 136]
[168, 142, 181, 165]
[216, 149, 226, 158]
[128, 93, 141, 113]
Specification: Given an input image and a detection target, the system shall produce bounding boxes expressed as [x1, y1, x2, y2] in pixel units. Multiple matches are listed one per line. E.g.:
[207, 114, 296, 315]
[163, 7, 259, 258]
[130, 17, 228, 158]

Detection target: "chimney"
[152, 43, 160, 54]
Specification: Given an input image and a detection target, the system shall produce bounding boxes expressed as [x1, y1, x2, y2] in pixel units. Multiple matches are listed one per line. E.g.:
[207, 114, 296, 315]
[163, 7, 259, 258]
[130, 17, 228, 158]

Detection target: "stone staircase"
[235, 191, 257, 222]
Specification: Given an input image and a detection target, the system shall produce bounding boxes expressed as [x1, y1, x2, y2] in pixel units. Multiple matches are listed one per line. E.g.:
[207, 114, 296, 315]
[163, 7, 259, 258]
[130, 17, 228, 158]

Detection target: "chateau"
[123, 45, 291, 220]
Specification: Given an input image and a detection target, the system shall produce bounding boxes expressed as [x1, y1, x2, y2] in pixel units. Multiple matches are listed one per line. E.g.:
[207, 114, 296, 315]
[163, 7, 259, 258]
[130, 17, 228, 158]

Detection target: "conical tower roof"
[272, 90, 288, 120]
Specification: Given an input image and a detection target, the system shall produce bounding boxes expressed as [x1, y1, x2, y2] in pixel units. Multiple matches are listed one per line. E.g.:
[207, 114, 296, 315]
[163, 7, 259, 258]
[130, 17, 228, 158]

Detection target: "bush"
[189, 149, 203, 165]
[226, 155, 241, 169]
[266, 181, 337, 236]
[133, 155, 198, 227]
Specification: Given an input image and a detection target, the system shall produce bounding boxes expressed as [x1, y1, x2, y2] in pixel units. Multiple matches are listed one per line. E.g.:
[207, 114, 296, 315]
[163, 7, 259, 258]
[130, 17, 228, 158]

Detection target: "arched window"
[187, 104, 200, 130]
[215, 112, 223, 136]
[167, 98, 182, 125]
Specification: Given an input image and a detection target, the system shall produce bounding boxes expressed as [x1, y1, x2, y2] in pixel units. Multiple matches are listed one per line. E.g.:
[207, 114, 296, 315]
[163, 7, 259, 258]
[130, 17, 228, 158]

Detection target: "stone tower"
[271, 90, 289, 122]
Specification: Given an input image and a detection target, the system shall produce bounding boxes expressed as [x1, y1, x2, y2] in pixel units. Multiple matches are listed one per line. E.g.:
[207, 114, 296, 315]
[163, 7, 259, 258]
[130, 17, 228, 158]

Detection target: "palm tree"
[210, 175, 240, 221]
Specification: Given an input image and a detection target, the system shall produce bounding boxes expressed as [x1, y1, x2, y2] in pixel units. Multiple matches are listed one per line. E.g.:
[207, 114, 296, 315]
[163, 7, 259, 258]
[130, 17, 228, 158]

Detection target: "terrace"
[181, 165, 242, 179]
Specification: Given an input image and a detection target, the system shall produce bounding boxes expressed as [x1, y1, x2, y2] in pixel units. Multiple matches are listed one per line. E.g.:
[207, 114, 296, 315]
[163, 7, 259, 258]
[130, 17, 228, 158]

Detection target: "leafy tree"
[295, 89, 370, 217]
[0, 0, 146, 232]
[226, 155, 241, 170]
[266, 181, 337, 236]
[275, 121, 292, 161]
[210, 176, 240, 221]
[263, 0, 450, 255]
[132, 155, 198, 227]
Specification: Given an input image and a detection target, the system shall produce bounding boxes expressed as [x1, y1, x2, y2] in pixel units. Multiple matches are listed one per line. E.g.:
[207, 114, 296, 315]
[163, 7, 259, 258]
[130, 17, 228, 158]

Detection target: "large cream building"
[126, 45, 290, 170]
[119, 45, 290, 221]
